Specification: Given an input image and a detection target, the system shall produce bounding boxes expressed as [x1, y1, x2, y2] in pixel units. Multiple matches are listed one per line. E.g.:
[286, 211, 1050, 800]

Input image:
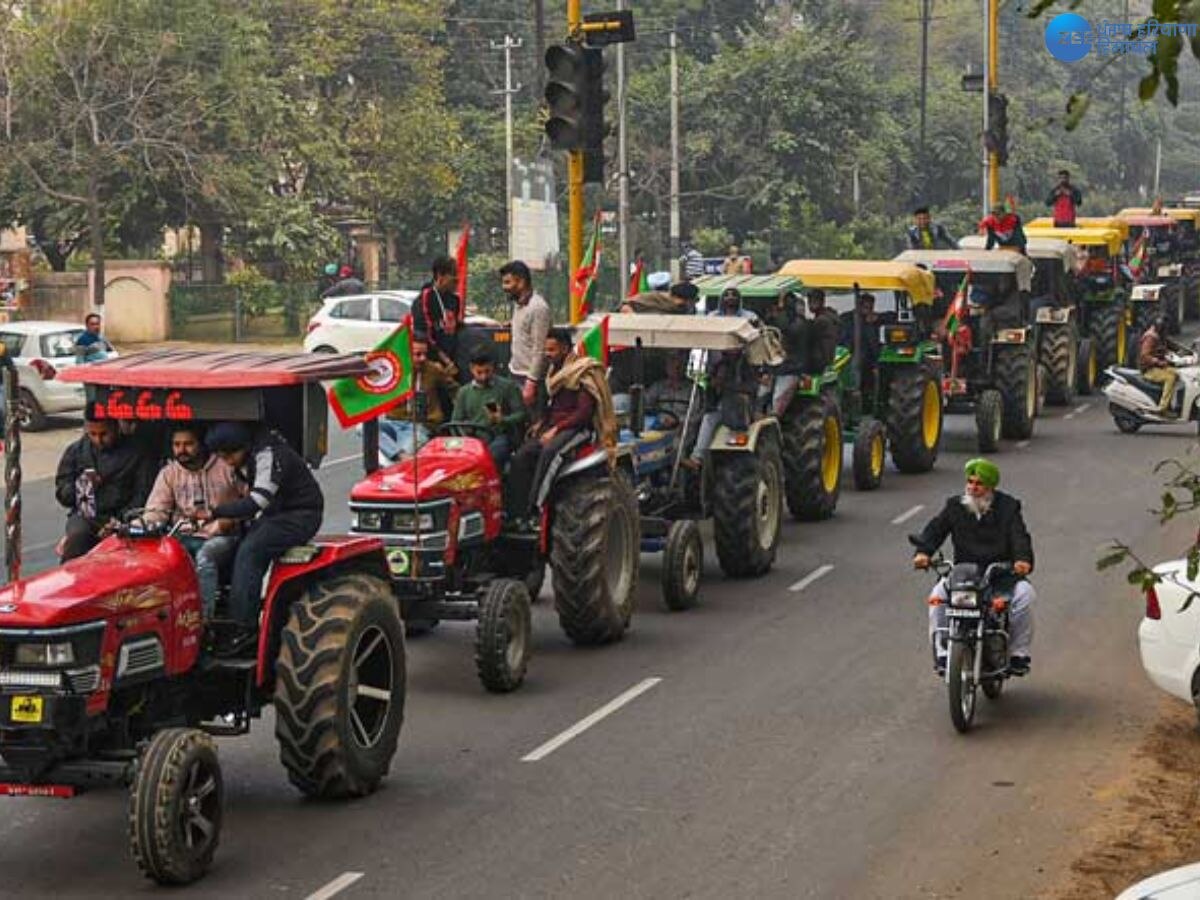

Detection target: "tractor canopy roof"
[690, 274, 803, 298]
[1117, 214, 1178, 229]
[596, 313, 784, 366]
[59, 349, 371, 389]
[776, 259, 936, 304]
[1029, 216, 1130, 240]
[1119, 206, 1200, 225]
[894, 248, 1033, 292]
[957, 234, 1079, 268]
[1024, 225, 1124, 254]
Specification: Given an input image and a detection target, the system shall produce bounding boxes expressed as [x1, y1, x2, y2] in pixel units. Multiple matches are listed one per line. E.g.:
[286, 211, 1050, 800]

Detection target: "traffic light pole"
[567, 0, 584, 324]
[987, 0, 1000, 208]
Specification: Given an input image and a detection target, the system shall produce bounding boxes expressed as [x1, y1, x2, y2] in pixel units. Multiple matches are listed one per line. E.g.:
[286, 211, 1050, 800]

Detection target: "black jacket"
[412, 282, 462, 363]
[212, 431, 323, 523]
[912, 491, 1034, 572]
[765, 307, 809, 375]
[55, 433, 155, 522]
[808, 309, 840, 374]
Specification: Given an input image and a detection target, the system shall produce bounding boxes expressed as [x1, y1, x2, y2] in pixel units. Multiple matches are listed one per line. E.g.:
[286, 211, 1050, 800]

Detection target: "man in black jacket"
[197, 422, 324, 655]
[54, 414, 156, 560]
[412, 256, 462, 377]
[764, 290, 808, 416]
[911, 458, 1036, 675]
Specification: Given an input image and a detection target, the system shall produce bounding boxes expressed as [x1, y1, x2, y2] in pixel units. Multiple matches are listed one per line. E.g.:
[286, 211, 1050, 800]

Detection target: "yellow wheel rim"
[821, 416, 841, 494]
[1088, 345, 1097, 386]
[870, 433, 884, 478]
[1116, 312, 1127, 365]
[921, 380, 941, 450]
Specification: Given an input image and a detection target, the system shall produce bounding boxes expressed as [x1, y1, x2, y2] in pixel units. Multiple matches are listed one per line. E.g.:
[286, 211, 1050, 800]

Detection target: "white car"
[1116, 860, 1200, 898]
[302, 290, 503, 355]
[1137, 558, 1200, 716]
[302, 292, 419, 354]
[0, 321, 116, 431]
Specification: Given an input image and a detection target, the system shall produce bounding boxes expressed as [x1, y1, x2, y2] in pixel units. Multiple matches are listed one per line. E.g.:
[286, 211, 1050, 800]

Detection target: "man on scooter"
[910, 458, 1035, 677]
[1138, 315, 1180, 418]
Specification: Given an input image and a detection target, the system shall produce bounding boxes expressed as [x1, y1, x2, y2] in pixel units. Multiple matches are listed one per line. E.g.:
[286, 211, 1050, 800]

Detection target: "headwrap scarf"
[964, 457, 1000, 489]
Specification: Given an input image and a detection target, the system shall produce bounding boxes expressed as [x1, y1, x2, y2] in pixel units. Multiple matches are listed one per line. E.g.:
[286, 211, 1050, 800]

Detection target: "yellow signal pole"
[567, 0, 585, 324]
[987, 0, 1000, 208]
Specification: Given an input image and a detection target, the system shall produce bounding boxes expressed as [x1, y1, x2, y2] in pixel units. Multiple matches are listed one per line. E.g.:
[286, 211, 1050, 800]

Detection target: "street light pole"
[987, 0, 1000, 208]
[617, 0, 630, 291]
[669, 30, 681, 281]
[492, 35, 523, 261]
[567, 0, 584, 322]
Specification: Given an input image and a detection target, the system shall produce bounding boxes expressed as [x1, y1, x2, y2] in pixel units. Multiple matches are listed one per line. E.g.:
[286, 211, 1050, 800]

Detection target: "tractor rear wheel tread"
[781, 396, 841, 520]
[1040, 324, 1077, 406]
[994, 345, 1037, 440]
[712, 435, 783, 578]
[887, 367, 941, 473]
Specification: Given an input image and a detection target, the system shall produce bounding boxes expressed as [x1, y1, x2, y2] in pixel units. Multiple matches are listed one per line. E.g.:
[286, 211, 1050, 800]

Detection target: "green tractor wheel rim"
[921, 380, 941, 450]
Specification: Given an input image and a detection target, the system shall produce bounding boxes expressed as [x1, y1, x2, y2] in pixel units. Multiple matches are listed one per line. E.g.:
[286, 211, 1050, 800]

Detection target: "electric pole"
[533, 0, 546, 99]
[669, 29, 681, 281]
[617, 0, 630, 291]
[492, 36, 523, 260]
[987, 0, 999, 208]
[919, 0, 931, 154]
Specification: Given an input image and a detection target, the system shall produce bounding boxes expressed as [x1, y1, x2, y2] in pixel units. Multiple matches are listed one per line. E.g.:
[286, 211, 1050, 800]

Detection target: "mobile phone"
[485, 401, 499, 413]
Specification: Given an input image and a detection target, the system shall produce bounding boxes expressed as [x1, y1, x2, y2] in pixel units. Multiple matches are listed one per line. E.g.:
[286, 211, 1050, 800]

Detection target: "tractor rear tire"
[1090, 302, 1127, 369]
[274, 574, 406, 799]
[662, 520, 703, 611]
[712, 434, 783, 578]
[550, 473, 639, 645]
[852, 417, 886, 491]
[1040, 324, 1077, 406]
[782, 396, 842, 521]
[1131, 302, 1156, 351]
[475, 579, 532, 693]
[975, 389, 1003, 452]
[1168, 285, 1185, 334]
[887, 367, 942, 474]
[130, 728, 222, 886]
[994, 345, 1037, 440]
[1076, 337, 1097, 396]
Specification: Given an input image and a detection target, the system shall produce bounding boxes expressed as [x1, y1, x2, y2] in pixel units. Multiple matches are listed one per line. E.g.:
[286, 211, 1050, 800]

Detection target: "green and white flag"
[328, 319, 415, 427]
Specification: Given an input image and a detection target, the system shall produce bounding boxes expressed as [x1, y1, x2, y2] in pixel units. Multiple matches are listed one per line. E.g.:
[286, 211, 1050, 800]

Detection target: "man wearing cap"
[451, 347, 526, 468]
[501, 260, 552, 409]
[322, 264, 366, 299]
[911, 458, 1036, 675]
[195, 423, 324, 655]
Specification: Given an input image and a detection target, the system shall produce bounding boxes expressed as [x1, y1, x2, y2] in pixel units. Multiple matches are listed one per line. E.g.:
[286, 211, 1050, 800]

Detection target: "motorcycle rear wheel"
[948, 641, 977, 733]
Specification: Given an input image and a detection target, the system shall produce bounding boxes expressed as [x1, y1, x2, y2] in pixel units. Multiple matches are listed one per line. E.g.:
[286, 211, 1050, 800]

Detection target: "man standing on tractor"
[378, 337, 458, 462]
[143, 424, 243, 618]
[507, 328, 617, 527]
[413, 256, 462, 378]
[1046, 169, 1083, 227]
[1137, 316, 1180, 418]
[980, 199, 1028, 254]
[906, 207, 956, 250]
[54, 412, 156, 561]
[502, 260, 552, 410]
[806, 289, 841, 373]
[911, 458, 1036, 677]
[764, 290, 808, 416]
[451, 346, 526, 468]
[197, 422, 325, 656]
[841, 292, 882, 393]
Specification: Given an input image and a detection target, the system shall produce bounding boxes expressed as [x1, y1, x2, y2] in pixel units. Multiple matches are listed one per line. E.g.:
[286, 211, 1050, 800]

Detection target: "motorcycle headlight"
[950, 591, 978, 609]
[353, 510, 384, 531]
[14, 641, 75, 667]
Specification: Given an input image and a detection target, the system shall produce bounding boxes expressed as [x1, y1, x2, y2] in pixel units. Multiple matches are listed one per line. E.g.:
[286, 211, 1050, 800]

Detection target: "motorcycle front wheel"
[948, 641, 977, 733]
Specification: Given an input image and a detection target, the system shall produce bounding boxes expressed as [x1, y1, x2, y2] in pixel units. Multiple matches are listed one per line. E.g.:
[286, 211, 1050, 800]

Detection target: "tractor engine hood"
[352, 435, 500, 504]
[0, 537, 190, 629]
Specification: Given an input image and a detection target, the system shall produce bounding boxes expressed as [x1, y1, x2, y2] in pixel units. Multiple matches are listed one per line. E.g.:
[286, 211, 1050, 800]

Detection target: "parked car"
[0, 321, 116, 430]
[302, 291, 418, 354]
[1116, 861, 1200, 899]
[1137, 558, 1200, 719]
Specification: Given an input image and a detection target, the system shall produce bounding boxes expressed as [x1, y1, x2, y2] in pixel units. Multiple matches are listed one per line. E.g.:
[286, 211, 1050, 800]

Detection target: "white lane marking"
[522, 678, 662, 762]
[1016, 440, 1030, 449]
[1073, 403, 1090, 415]
[789, 564, 835, 593]
[890, 504, 925, 525]
[324, 453, 362, 468]
[24, 540, 58, 553]
[306, 872, 364, 900]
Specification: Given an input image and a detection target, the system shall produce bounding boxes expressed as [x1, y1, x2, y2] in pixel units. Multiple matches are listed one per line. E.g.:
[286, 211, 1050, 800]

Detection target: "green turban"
[964, 457, 1000, 489]
[324, 262, 338, 276]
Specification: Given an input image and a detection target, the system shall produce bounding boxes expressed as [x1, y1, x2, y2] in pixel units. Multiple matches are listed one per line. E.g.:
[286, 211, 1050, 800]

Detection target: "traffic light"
[544, 43, 588, 150]
[986, 92, 1009, 166]
[581, 48, 608, 184]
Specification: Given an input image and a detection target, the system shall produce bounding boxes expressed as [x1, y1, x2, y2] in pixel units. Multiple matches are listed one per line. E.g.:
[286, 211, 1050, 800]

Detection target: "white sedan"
[1137, 557, 1200, 717]
[303, 290, 502, 355]
[0, 321, 115, 430]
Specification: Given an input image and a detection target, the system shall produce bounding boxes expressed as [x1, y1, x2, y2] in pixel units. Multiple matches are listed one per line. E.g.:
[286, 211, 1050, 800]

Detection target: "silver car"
[0, 321, 116, 430]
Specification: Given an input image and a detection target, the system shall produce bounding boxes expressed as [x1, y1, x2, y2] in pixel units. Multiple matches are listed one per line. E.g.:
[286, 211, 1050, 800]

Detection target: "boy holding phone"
[451, 347, 526, 469]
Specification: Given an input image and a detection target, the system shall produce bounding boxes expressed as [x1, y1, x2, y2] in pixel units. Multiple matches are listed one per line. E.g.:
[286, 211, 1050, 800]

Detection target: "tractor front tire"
[475, 579, 532, 693]
[975, 389, 1003, 452]
[1040, 324, 1077, 406]
[1090, 302, 1127, 369]
[887, 367, 942, 474]
[852, 417, 886, 491]
[994, 345, 1037, 440]
[550, 474, 639, 645]
[782, 396, 842, 521]
[1076, 337, 1098, 396]
[712, 435, 783, 578]
[662, 520, 703, 611]
[274, 574, 406, 799]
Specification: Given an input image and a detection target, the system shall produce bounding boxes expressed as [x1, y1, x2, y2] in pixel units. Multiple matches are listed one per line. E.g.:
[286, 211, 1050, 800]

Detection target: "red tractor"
[350, 417, 641, 693]
[0, 352, 406, 885]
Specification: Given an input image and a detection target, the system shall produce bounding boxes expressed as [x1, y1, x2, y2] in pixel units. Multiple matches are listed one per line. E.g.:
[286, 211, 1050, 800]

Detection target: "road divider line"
[890, 504, 925, 525]
[1016, 440, 1030, 449]
[522, 678, 662, 762]
[305, 872, 364, 900]
[1065, 402, 1091, 420]
[789, 564, 835, 593]
[324, 453, 362, 468]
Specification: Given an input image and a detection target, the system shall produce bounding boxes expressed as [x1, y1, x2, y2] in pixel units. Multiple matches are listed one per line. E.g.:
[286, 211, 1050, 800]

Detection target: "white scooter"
[1102, 340, 1200, 433]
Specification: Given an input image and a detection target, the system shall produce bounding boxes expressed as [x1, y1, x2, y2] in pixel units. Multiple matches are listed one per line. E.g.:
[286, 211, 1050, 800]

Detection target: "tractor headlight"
[14, 641, 75, 667]
[353, 510, 384, 531]
[950, 591, 978, 609]
[389, 512, 435, 533]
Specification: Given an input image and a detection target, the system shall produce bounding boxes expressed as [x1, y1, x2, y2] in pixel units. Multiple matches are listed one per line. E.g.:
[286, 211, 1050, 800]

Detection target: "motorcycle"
[913, 545, 1020, 734]
[1102, 342, 1200, 434]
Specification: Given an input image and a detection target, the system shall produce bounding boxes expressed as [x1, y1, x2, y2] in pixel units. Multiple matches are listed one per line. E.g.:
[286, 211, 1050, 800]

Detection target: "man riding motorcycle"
[910, 458, 1035, 677]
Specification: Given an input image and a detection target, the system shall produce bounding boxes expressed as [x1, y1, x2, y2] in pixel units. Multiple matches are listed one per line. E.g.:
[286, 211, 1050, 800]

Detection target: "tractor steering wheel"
[437, 421, 497, 440]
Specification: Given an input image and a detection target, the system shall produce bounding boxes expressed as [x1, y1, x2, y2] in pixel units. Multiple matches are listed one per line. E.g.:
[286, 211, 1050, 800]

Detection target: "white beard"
[961, 492, 993, 520]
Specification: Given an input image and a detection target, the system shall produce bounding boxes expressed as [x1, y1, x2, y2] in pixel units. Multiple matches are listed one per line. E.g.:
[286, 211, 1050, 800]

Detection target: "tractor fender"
[256, 535, 391, 687]
[709, 417, 781, 455]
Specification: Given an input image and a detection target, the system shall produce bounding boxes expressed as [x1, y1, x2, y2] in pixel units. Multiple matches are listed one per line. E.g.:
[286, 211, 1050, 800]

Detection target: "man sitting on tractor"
[451, 346, 527, 469]
[197, 422, 324, 655]
[645, 350, 699, 435]
[54, 411, 157, 561]
[143, 423, 243, 618]
[507, 328, 617, 527]
[379, 338, 459, 462]
[764, 290, 809, 416]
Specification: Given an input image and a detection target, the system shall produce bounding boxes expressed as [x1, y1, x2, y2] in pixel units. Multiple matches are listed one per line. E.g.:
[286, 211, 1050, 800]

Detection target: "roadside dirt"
[1051, 701, 1200, 899]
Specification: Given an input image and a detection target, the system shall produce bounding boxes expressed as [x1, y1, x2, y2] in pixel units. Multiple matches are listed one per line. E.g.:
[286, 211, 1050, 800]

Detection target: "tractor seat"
[1114, 367, 1167, 400]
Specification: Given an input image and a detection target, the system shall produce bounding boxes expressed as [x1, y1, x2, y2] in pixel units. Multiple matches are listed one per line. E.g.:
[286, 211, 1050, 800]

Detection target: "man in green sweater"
[451, 347, 527, 469]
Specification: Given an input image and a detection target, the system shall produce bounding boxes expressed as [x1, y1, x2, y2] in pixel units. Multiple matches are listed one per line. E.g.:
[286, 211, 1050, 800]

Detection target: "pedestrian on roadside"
[321, 265, 366, 299]
[500, 259, 552, 410]
[681, 242, 705, 280]
[1046, 169, 1083, 227]
[74, 313, 113, 363]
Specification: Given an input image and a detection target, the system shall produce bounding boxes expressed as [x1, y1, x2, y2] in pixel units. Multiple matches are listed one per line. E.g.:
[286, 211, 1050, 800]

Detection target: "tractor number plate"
[10, 695, 43, 724]
[945, 608, 982, 618]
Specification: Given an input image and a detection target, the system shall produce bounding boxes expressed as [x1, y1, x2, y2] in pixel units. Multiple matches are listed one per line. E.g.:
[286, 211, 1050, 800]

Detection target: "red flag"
[571, 212, 602, 318]
[455, 224, 470, 301]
